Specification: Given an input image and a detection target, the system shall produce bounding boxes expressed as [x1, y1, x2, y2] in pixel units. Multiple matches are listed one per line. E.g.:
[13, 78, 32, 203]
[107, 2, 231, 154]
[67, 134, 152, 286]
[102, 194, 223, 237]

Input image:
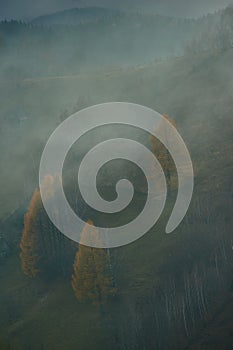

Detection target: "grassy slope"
[0, 48, 233, 349]
[0, 47, 233, 217]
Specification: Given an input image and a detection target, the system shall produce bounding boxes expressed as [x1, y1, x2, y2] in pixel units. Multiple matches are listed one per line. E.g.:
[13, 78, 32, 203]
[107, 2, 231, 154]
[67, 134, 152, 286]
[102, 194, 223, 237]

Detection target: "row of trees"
[186, 5, 233, 54]
[0, 11, 201, 79]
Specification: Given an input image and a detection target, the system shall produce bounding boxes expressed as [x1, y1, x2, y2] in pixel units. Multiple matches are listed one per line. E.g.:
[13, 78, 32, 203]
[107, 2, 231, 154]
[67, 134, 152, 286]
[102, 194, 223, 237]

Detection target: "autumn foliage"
[72, 220, 116, 305]
[20, 180, 117, 303]
[20, 189, 42, 277]
[20, 177, 75, 278]
[150, 114, 177, 191]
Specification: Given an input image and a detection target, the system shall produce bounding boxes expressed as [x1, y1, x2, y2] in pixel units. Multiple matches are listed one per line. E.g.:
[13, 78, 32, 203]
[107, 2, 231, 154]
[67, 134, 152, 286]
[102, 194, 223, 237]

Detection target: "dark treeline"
[0, 9, 224, 78]
[186, 5, 233, 54]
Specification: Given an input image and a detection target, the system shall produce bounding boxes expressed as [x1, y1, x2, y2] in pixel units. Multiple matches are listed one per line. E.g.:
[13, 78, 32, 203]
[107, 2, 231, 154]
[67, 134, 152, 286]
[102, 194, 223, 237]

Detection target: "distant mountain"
[0, 8, 226, 78]
[31, 7, 122, 26]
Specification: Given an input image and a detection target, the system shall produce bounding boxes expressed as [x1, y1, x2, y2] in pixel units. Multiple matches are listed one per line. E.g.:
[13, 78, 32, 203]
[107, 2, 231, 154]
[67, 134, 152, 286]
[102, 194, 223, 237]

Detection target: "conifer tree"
[20, 176, 75, 278]
[20, 189, 42, 277]
[149, 114, 177, 192]
[72, 220, 116, 305]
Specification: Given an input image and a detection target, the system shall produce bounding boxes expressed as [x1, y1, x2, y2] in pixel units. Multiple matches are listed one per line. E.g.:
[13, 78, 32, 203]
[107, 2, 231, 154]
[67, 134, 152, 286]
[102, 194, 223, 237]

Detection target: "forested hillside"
[0, 5, 233, 350]
[0, 9, 223, 77]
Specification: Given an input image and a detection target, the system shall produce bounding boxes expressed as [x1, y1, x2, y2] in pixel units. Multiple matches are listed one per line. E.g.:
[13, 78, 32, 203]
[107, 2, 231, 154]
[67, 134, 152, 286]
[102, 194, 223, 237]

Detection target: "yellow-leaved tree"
[20, 175, 75, 278]
[20, 189, 42, 277]
[149, 114, 177, 192]
[71, 220, 116, 305]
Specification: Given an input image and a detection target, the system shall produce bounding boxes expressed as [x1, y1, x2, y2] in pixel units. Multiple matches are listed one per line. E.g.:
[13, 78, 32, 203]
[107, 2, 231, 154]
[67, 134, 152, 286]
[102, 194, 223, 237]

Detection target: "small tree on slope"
[71, 220, 116, 305]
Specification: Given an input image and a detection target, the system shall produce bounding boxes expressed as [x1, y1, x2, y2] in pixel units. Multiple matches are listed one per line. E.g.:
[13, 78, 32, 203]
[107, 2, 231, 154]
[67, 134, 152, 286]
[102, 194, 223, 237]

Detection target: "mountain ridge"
[31, 7, 123, 26]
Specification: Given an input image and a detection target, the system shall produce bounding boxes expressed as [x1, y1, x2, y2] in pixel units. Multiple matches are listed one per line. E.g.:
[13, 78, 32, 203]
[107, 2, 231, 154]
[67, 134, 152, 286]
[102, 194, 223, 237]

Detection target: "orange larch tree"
[149, 114, 177, 192]
[71, 220, 116, 305]
[20, 189, 42, 277]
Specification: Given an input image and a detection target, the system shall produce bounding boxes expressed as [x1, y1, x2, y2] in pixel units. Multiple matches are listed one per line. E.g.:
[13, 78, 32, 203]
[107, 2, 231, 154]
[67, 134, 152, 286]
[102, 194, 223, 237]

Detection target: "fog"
[0, 5, 231, 216]
[0, 4, 233, 350]
[0, 0, 232, 20]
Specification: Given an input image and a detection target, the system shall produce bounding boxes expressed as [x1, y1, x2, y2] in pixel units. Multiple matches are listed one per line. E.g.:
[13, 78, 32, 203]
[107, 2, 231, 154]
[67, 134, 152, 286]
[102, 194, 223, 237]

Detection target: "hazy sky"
[0, 0, 232, 20]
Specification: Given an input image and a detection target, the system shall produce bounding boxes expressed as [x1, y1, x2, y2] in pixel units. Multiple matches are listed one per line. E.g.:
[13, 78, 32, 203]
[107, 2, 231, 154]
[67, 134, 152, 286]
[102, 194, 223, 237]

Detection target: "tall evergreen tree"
[71, 220, 116, 305]
[20, 176, 75, 278]
[149, 114, 177, 192]
[20, 189, 42, 277]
